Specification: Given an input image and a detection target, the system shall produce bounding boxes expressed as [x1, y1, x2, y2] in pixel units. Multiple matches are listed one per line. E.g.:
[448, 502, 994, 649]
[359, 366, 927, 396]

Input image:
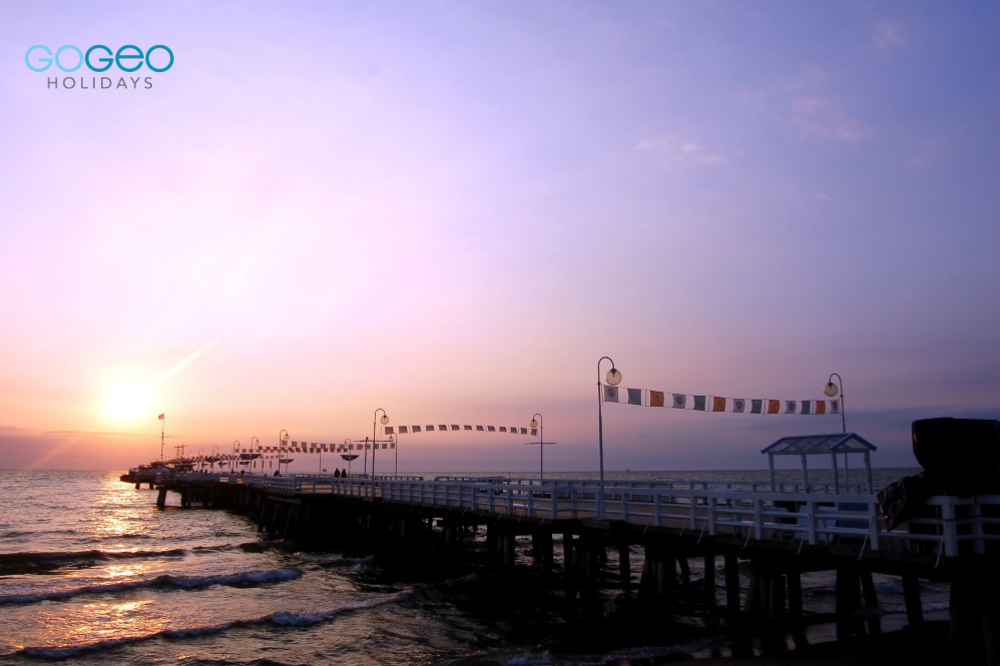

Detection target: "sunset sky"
[1, 2, 997, 473]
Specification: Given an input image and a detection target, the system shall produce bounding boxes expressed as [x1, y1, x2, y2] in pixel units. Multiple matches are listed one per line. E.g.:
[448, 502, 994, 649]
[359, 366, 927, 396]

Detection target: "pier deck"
[153, 471, 999, 566]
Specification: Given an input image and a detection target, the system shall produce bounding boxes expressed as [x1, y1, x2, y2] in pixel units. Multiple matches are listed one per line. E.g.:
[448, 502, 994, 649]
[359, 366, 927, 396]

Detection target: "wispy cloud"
[873, 21, 906, 50]
[906, 139, 947, 167]
[635, 134, 729, 165]
[740, 67, 827, 106]
[791, 97, 874, 142]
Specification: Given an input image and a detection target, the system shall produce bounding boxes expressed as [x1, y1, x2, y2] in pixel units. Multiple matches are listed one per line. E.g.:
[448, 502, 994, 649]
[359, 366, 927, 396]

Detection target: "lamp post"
[231, 441, 239, 473]
[824, 373, 846, 434]
[342, 439, 357, 476]
[597, 356, 622, 520]
[391, 435, 397, 478]
[250, 436, 260, 474]
[824, 373, 849, 488]
[529, 413, 544, 482]
[279, 429, 289, 475]
[372, 408, 389, 479]
[212, 445, 220, 472]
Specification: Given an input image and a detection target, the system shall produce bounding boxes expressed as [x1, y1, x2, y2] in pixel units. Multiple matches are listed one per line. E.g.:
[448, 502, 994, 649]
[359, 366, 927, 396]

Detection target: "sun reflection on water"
[45, 599, 163, 646]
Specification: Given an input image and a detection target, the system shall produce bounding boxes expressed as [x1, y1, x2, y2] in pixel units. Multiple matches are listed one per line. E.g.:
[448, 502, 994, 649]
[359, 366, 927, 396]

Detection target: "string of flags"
[603, 386, 840, 416]
[383, 424, 537, 436]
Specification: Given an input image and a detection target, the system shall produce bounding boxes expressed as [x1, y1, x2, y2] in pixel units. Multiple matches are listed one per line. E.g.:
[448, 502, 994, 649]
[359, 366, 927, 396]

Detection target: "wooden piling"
[787, 569, 803, 619]
[619, 544, 631, 590]
[724, 553, 741, 616]
[902, 573, 924, 627]
[703, 553, 716, 604]
[835, 566, 863, 641]
[860, 570, 881, 635]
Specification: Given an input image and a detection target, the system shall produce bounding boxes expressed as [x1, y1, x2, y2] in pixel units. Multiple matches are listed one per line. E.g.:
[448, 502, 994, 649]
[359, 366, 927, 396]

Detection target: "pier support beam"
[724, 553, 741, 617]
[156, 487, 167, 509]
[787, 570, 803, 619]
[532, 529, 554, 567]
[903, 573, 924, 628]
[619, 544, 631, 590]
[835, 565, 864, 641]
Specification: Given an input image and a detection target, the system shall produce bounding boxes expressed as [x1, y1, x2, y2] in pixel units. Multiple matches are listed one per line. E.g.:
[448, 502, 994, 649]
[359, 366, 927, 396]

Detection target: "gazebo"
[761, 433, 877, 494]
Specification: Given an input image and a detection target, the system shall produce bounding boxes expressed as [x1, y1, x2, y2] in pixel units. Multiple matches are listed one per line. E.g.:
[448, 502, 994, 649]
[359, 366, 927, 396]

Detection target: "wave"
[11, 594, 406, 660]
[0, 528, 79, 539]
[0, 543, 244, 570]
[0, 547, 187, 567]
[0, 568, 302, 605]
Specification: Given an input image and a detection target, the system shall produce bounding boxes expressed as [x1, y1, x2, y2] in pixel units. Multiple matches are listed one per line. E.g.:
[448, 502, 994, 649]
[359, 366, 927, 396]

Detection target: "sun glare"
[104, 382, 151, 420]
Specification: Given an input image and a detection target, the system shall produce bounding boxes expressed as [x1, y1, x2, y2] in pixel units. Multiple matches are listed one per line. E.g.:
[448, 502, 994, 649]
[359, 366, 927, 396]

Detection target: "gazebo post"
[864, 451, 873, 494]
[844, 453, 850, 489]
[831, 452, 840, 494]
[769, 453, 776, 492]
[800, 454, 809, 493]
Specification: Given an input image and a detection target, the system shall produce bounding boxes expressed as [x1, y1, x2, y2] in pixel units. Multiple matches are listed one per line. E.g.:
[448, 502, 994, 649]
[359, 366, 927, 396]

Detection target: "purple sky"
[1, 1, 997, 472]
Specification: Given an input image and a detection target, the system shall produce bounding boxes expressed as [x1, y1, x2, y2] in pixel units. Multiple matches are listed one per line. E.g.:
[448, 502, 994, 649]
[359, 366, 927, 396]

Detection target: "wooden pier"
[147, 471, 1000, 663]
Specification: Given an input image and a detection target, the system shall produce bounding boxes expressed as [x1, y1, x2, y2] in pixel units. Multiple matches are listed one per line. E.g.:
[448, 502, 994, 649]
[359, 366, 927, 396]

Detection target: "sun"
[104, 382, 152, 420]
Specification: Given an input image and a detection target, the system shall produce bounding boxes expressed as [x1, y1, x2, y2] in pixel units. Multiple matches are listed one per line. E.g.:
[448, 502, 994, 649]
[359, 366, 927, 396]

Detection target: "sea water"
[0, 469, 949, 664]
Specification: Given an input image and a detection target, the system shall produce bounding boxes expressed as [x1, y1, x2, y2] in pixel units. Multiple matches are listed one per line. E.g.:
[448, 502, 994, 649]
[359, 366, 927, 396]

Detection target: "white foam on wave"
[0, 567, 302, 605]
[10, 591, 412, 660]
[345, 555, 376, 564]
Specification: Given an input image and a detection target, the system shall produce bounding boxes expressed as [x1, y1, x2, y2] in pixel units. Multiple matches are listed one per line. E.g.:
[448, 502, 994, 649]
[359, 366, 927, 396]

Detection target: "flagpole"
[160, 413, 165, 461]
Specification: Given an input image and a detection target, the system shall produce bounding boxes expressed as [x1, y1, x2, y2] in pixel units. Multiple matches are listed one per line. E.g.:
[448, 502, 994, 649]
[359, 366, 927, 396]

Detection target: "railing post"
[621, 492, 629, 523]
[941, 497, 958, 558]
[869, 499, 880, 551]
[708, 494, 717, 536]
[690, 493, 698, 534]
[654, 493, 662, 528]
[753, 498, 763, 541]
[971, 500, 985, 555]
[807, 500, 817, 546]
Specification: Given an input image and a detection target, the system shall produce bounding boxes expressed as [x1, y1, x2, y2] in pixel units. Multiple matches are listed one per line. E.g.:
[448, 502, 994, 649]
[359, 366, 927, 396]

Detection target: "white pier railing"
[157, 472, 1000, 560]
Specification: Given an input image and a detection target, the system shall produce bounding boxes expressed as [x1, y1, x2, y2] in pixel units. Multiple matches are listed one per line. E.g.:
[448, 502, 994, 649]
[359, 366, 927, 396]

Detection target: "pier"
[145, 469, 1000, 662]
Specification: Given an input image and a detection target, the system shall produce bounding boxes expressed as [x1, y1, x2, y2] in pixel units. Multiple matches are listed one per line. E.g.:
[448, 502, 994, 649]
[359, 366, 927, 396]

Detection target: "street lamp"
[390, 434, 397, 478]
[824, 373, 846, 434]
[597, 356, 622, 520]
[250, 436, 260, 474]
[342, 439, 358, 476]
[372, 408, 389, 479]
[529, 413, 544, 482]
[824, 372, 849, 487]
[279, 429, 289, 475]
[232, 441, 239, 473]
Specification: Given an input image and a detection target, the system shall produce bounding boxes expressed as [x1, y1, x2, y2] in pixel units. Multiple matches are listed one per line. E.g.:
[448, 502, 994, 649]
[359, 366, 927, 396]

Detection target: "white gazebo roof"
[761, 433, 876, 494]
[761, 433, 877, 456]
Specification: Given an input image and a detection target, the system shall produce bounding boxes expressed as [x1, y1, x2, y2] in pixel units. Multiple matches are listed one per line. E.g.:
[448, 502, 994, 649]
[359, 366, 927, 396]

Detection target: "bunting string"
[383, 424, 536, 436]
[602, 386, 840, 416]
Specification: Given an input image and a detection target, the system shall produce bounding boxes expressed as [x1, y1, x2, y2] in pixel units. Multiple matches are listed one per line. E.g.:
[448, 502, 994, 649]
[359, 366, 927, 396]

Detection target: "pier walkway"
[144, 470, 1000, 660]
[154, 471, 999, 562]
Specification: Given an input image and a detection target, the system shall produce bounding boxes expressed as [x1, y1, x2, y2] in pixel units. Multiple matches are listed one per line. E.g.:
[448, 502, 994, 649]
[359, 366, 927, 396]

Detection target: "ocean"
[0, 468, 950, 665]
